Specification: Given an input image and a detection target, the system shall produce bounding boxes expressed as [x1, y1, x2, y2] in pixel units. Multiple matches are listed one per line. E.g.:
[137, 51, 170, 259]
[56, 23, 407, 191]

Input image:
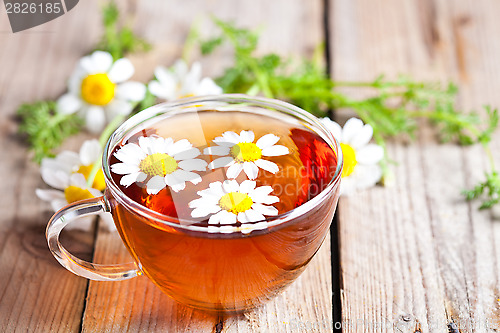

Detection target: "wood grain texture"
[81, 0, 333, 332]
[330, 0, 500, 331]
[0, 1, 102, 332]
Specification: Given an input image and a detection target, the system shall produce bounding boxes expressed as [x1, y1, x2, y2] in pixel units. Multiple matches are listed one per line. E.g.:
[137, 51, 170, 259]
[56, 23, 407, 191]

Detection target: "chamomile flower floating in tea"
[189, 180, 279, 233]
[36, 140, 114, 231]
[56, 51, 146, 134]
[111, 136, 208, 194]
[320, 117, 384, 195]
[204, 130, 289, 180]
[148, 59, 222, 101]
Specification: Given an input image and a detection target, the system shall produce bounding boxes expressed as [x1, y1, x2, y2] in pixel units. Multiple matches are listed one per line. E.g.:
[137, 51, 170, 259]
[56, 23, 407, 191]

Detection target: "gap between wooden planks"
[82, 1, 334, 332]
[330, 0, 500, 332]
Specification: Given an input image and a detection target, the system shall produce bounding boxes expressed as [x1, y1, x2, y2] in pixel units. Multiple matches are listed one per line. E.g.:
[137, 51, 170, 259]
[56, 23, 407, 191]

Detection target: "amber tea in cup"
[46, 95, 343, 312]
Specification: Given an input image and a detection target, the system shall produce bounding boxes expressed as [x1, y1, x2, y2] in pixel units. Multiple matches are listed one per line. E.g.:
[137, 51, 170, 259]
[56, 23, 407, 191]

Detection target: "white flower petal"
[203, 146, 230, 156]
[219, 131, 242, 144]
[57, 93, 81, 115]
[165, 173, 187, 192]
[172, 169, 202, 185]
[356, 144, 385, 165]
[120, 172, 146, 187]
[218, 210, 237, 225]
[108, 58, 134, 83]
[68, 66, 86, 94]
[239, 180, 256, 194]
[167, 139, 193, 156]
[105, 99, 134, 119]
[254, 159, 279, 174]
[138, 136, 155, 154]
[79, 139, 101, 166]
[69, 173, 88, 187]
[222, 179, 239, 193]
[170, 181, 186, 193]
[188, 197, 219, 208]
[178, 159, 207, 172]
[201, 181, 225, 198]
[320, 118, 342, 141]
[191, 205, 221, 218]
[154, 66, 176, 87]
[212, 137, 237, 147]
[114, 143, 146, 164]
[173, 148, 201, 161]
[350, 124, 374, 149]
[208, 211, 224, 224]
[226, 163, 243, 179]
[261, 145, 289, 157]
[251, 203, 278, 216]
[208, 156, 234, 169]
[51, 199, 69, 213]
[84, 106, 106, 134]
[41, 169, 69, 190]
[180, 62, 201, 96]
[173, 59, 188, 78]
[241, 221, 268, 234]
[342, 118, 364, 143]
[195, 77, 223, 95]
[243, 162, 259, 180]
[148, 80, 171, 100]
[80, 51, 113, 73]
[146, 176, 166, 195]
[36, 189, 65, 202]
[255, 134, 280, 149]
[116, 82, 146, 102]
[351, 165, 382, 190]
[243, 209, 265, 223]
[239, 130, 255, 143]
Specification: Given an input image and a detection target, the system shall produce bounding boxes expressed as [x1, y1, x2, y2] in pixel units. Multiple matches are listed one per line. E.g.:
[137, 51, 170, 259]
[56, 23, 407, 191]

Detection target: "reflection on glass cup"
[46, 94, 343, 313]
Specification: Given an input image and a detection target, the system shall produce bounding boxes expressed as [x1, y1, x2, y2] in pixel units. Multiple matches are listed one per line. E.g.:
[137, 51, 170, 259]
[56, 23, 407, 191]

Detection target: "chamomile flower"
[189, 180, 279, 233]
[148, 59, 222, 101]
[320, 117, 384, 195]
[57, 51, 146, 134]
[36, 140, 114, 231]
[111, 136, 207, 194]
[203, 130, 289, 180]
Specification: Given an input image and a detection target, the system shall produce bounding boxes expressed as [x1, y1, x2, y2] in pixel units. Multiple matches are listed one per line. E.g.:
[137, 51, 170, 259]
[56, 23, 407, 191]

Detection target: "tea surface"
[109, 109, 337, 228]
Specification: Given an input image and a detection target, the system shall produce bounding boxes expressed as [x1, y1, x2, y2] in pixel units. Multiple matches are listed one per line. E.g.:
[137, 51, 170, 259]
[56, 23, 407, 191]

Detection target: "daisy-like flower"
[320, 117, 384, 195]
[36, 140, 115, 231]
[148, 59, 223, 101]
[189, 180, 279, 233]
[203, 130, 289, 180]
[57, 51, 146, 134]
[111, 136, 208, 194]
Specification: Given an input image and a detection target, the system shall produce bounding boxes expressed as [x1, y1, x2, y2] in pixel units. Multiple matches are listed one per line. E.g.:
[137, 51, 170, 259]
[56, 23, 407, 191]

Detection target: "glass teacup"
[46, 94, 343, 313]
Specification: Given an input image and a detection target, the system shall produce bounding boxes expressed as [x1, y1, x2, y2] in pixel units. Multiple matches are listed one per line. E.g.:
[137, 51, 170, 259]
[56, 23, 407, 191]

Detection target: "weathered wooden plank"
[82, 0, 333, 332]
[330, 0, 500, 332]
[0, 1, 103, 332]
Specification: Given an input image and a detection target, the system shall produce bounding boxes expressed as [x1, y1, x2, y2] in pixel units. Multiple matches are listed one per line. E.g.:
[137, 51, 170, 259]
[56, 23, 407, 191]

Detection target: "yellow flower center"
[76, 165, 106, 191]
[139, 153, 178, 177]
[230, 142, 262, 163]
[81, 73, 115, 106]
[219, 192, 254, 215]
[64, 186, 95, 204]
[340, 143, 357, 177]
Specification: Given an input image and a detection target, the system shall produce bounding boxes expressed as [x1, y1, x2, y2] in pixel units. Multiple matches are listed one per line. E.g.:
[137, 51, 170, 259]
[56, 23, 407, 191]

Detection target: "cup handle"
[46, 196, 140, 281]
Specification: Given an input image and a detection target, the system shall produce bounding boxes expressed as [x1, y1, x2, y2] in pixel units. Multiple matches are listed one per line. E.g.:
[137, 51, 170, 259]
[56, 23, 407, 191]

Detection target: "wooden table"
[1, 1, 499, 332]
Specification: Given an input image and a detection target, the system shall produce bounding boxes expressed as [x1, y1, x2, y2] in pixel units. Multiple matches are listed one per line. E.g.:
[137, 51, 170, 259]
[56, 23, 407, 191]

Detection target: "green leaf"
[17, 101, 82, 163]
[96, 1, 151, 60]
